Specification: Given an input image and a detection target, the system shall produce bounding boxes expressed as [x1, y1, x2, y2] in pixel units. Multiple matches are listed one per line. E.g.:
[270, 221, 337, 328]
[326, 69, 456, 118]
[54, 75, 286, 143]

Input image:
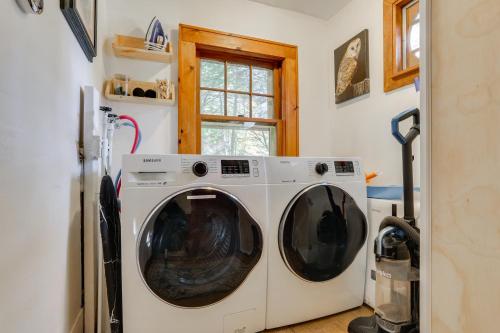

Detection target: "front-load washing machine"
[265, 157, 368, 329]
[121, 154, 268, 333]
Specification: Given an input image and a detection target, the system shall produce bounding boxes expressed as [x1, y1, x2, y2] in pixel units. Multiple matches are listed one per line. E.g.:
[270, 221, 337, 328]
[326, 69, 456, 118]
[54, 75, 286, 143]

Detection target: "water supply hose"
[114, 115, 141, 197]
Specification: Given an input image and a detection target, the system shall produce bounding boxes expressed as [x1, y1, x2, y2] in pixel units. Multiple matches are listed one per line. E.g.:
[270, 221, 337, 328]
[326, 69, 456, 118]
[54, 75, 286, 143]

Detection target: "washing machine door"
[279, 184, 367, 282]
[138, 188, 263, 308]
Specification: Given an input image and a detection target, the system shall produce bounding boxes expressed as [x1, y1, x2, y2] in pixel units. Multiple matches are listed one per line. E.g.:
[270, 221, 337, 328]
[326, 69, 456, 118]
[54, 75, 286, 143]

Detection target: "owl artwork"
[334, 30, 370, 104]
[336, 38, 361, 96]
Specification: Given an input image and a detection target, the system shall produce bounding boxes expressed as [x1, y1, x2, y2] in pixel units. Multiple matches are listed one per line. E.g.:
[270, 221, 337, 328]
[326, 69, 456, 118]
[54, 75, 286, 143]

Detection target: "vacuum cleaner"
[348, 108, 420, 333]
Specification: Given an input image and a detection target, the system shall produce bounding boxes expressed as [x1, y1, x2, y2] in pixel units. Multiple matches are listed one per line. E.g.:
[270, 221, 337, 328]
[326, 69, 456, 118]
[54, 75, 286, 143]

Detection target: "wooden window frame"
[178, 24, 299, 156]
[384, 0, 420, 92]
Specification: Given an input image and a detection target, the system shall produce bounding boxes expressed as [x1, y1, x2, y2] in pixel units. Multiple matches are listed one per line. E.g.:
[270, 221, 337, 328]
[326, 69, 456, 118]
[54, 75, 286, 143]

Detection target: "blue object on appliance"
[367, 186, 420, 200]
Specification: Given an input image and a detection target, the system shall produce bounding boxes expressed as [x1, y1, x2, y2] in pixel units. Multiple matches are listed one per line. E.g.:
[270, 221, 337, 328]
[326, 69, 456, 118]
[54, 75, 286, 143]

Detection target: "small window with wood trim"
[384, 0, 420, 92]
[178, 25, 299, 157]
[199, 55, 280, 156]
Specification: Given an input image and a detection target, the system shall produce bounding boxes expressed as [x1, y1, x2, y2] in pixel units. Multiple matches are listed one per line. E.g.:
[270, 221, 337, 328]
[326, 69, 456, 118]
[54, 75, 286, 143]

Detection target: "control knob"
[192, 161, 209, 177]
[315, 162, 329, 176]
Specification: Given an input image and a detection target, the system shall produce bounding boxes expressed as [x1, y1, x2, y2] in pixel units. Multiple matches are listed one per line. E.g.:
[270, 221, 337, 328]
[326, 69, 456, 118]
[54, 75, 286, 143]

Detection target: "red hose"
[117, 115, 140, 197]
[119, 115, 139, 154]
[117, 179, 122, 197]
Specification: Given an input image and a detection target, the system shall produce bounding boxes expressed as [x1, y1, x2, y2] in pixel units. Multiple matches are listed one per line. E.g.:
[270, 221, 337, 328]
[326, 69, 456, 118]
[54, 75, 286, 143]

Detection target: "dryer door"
[279, 184, 367, 282]
[138, 188, 263, 308]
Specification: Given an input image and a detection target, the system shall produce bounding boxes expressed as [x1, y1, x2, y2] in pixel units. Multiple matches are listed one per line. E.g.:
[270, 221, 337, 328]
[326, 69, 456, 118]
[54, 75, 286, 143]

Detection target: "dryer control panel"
[266, 157, 363, 184]
[334, 161, 356, 175]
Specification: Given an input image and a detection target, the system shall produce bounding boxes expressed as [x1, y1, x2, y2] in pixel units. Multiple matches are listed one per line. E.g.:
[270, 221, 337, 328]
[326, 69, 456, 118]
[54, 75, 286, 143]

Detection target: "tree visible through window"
[202, 122, 275, 156]
[199, 57, 278, 156]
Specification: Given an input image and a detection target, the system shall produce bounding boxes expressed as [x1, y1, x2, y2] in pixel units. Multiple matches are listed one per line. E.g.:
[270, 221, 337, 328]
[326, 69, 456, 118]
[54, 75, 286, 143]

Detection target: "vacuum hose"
[379, 216, 420, 245]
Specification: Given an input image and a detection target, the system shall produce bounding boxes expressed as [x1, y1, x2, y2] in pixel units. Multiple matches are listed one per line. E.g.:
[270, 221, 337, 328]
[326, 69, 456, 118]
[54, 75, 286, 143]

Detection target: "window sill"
[392, 65, 419, 80]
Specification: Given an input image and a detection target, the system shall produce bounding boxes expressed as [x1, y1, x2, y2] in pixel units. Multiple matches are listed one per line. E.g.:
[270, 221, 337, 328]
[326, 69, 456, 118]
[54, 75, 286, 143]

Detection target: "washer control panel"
[122, 155, 266, 188]
[221, 159, 251, 177]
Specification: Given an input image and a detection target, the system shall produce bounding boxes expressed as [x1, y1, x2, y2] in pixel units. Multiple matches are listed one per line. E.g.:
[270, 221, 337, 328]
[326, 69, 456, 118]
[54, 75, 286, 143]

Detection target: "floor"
[264, 306, 373, 333]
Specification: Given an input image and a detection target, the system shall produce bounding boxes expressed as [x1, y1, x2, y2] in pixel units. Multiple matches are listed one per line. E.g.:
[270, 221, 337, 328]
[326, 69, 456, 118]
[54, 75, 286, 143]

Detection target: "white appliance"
[364, 197, 420, 308]
[265, 157, 369, 329]
[121, 154, 268, 333]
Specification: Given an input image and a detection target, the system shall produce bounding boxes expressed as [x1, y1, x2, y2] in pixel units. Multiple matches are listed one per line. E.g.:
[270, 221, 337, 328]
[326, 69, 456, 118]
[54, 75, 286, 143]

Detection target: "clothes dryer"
[265, 157, 368, 329]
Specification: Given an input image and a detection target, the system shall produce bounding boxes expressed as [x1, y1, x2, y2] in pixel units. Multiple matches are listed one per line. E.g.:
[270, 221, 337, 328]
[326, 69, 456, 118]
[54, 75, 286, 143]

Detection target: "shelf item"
[112, 35, 173, 63]
[104, 79, 175, 106]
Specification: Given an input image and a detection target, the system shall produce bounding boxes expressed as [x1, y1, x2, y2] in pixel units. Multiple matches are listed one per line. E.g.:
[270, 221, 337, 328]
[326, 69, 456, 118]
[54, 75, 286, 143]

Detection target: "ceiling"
[248, 0, 352, 20]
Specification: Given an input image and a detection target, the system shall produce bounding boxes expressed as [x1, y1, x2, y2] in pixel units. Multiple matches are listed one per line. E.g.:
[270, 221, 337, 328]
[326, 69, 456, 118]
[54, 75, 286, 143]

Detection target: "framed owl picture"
[334, 29, 370, 104]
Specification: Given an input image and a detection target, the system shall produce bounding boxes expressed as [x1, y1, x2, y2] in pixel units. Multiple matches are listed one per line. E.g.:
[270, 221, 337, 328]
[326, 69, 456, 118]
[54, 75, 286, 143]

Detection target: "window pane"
[252, 96, 274, 119]
[201, 59, 225, 89]
[252, 67, 273, 95]
[200, 90, 224, 115]
[403, 1, 420, 69]
[406, 20, 420, 68]
[202, 122, 276, 156]
[227, 93, 250, 117]
[409, 22, 420, 52]
[227, 63, 250, 92]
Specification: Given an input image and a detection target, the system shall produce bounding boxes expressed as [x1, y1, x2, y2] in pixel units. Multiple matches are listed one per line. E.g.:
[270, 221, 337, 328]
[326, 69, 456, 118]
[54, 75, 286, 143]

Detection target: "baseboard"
[70, 308, 84, 333]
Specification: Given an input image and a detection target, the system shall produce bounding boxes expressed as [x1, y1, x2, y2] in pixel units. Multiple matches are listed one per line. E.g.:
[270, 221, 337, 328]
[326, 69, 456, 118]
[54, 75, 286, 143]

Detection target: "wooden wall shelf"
[104, 79, 175, 106]
[112, 34, 173, 63]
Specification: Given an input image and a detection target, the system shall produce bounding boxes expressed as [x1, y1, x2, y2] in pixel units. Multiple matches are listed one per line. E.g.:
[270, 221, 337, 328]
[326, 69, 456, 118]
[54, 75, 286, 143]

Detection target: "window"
[199, 57, 278, 155]
[384, 0, 420, 92]
[178, 24, 299, 156]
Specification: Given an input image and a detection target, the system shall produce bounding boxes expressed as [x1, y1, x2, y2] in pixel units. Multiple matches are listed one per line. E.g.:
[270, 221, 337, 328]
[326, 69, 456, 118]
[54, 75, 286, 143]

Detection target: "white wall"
[327, 0, 420, 186]
[0, 1, 105, 332]
[103, 0, 333, 176]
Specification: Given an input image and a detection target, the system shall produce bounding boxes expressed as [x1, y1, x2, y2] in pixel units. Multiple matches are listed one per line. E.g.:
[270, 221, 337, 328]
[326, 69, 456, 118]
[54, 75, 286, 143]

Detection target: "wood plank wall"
[431, 1, 500, 331]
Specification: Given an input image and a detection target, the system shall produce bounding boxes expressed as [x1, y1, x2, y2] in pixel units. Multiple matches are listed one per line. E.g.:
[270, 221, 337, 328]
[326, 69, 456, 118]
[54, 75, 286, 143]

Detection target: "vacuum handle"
[392, 108, 420, 145]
